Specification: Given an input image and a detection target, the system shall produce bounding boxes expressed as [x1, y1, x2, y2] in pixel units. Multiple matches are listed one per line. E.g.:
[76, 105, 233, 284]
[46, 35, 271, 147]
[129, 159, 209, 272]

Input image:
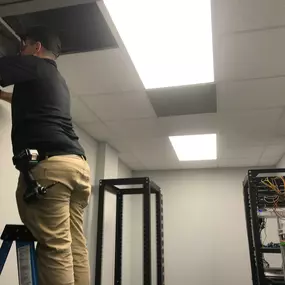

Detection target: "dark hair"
[21, 26, 62, 58]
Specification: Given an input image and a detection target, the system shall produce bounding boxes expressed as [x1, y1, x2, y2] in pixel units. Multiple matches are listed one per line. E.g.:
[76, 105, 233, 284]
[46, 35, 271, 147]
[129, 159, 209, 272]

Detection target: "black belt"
[12, 149, 63, 204]
[38, 153, 87, 162]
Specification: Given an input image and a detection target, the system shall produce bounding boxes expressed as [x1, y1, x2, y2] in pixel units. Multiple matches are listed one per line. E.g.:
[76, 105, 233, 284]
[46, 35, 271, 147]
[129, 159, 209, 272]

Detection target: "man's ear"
[35, 42, 42, 53]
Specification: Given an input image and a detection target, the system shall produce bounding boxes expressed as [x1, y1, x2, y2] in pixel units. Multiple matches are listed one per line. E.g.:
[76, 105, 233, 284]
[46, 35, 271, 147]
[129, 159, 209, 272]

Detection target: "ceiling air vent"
[3, 2, 118, 54]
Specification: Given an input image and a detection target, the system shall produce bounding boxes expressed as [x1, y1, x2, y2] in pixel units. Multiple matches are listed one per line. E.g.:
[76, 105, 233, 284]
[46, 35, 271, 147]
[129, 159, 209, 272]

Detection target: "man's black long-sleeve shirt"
[0, 55, 85, 156]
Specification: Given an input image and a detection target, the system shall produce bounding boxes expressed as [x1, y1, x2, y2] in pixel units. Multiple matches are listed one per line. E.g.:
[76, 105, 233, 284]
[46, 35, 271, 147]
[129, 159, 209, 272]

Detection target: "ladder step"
[1, 225, 36, 242]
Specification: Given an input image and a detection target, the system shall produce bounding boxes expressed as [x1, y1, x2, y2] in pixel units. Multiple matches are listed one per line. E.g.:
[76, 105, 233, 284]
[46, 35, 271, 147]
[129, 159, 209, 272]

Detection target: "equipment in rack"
[244, 168, 285, 285]
[94, 177, 165, 285]
[0, 224, 38, 285]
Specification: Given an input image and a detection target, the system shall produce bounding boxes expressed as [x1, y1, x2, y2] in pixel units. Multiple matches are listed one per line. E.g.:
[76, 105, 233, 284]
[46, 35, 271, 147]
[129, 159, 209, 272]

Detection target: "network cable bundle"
[244, 169, 285, 285]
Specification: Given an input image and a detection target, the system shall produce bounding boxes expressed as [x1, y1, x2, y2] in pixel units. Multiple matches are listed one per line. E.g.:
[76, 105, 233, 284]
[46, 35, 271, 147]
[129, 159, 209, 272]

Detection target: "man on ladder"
[0, 26, 91, 285]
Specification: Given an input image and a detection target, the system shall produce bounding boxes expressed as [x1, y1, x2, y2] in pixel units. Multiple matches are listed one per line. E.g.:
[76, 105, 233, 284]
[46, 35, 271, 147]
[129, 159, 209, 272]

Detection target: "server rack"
[244, 168, 285, 285]
[94, 177, 165, 285]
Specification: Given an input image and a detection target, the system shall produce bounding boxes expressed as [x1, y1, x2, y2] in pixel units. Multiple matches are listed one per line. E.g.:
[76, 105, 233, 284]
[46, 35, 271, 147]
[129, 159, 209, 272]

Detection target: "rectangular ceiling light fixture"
[104, 0, 214, 89]
[169, 134, 217, 161]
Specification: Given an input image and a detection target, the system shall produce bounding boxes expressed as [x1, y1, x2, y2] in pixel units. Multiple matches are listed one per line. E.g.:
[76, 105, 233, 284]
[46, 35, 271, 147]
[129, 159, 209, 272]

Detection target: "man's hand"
[0, 89, 12, 104]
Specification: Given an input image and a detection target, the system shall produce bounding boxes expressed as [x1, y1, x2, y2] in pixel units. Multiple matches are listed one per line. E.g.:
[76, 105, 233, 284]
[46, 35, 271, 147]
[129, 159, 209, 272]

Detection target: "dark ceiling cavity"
[0, 0, 32, 7]
[147, 83, 217, 117]
[3, 2, 118, 54]
[0, 21, 19, 56]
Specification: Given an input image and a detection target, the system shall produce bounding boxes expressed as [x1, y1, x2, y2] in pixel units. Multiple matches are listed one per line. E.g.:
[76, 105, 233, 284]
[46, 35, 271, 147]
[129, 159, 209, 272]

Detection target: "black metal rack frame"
[244, 168, 285, 285]
[94, 177, 165, 285]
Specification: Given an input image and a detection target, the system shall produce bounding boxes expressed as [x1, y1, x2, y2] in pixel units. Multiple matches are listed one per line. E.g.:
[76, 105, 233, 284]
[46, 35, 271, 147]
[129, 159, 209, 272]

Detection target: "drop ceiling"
[59, 0, 285, 171]
[2, 0, 285, 171]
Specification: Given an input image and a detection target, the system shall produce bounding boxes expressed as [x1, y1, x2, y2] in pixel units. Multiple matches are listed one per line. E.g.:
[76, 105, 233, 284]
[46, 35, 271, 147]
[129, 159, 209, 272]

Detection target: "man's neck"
[36, 54, 55, 61]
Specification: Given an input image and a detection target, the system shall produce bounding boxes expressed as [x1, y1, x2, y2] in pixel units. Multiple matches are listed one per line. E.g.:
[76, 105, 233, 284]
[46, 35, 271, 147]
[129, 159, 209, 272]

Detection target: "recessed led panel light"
[169, 134, 217, 161]
[104, 0, 214, 89]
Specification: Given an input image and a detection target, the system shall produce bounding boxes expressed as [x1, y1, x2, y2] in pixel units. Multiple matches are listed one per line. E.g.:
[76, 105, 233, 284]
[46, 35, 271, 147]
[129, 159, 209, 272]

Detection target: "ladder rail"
[0, 225, 38, 285]
[0, 240, 13, 275]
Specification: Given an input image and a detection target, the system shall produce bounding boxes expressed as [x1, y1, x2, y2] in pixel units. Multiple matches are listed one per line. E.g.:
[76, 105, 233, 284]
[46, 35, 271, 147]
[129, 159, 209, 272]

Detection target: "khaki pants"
[16, 155, 91, 285]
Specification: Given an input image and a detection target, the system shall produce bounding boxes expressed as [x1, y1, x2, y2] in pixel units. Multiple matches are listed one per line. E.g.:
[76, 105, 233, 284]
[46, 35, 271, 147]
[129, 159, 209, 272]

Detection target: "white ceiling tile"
[261, 145, 285, 158]
[77, 121, 115, 142]
[268, 136, 285, 146]
[105, 118, 166, 138]
[127, 137, 179, 168]
[117, 152, 146, 171]
[219, 145, 264, 161]
[108, 138, 132, 153]
[219, 133, 285, 149]
[58, 49, 144, 95]
[213, 0, 285, 35]
[118, 153, 146, 171]
[258, 157, 280, 167]
[179, 160, 218, 169]
[108, 137, 129, 153]
[80, 92, 156, 121]
[218, 158, 259, 168]
[218, 108, 283, 136]
[118, 153, 140, 164]
[216, 28, 285, 81]
[71, 96, 99, 123]
[258, 145, 285, 166]
[218, 133, 266, 148]
[276, 111, 285, 135]
[125, 161, 146, 171]
[217, 77, 285, 111]
[133, 160, 219, 171]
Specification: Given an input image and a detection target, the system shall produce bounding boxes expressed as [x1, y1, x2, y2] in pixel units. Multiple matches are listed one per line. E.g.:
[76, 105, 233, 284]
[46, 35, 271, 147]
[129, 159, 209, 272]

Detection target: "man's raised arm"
[0, 90, 12, 103]
[0, 56, 39, 87]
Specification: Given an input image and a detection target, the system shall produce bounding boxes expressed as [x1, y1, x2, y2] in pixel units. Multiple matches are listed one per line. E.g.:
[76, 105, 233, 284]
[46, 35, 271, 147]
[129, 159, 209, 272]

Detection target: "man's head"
[20, 26, 61, 60]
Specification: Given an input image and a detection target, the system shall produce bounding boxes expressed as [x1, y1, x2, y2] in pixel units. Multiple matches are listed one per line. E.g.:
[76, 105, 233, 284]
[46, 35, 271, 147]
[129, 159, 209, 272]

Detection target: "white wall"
[118, 159, 132, 178]
[74, 125, 98, 186]
[132, 168, 252, 285]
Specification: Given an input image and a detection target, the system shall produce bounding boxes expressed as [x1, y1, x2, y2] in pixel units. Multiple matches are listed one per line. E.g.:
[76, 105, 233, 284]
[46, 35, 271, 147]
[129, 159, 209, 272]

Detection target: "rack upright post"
[94, 177, 165, 285]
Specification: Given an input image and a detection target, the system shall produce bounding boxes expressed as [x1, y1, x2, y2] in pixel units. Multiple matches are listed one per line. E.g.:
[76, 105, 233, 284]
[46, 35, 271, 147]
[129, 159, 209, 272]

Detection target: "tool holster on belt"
[13, 149, 56, 204]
